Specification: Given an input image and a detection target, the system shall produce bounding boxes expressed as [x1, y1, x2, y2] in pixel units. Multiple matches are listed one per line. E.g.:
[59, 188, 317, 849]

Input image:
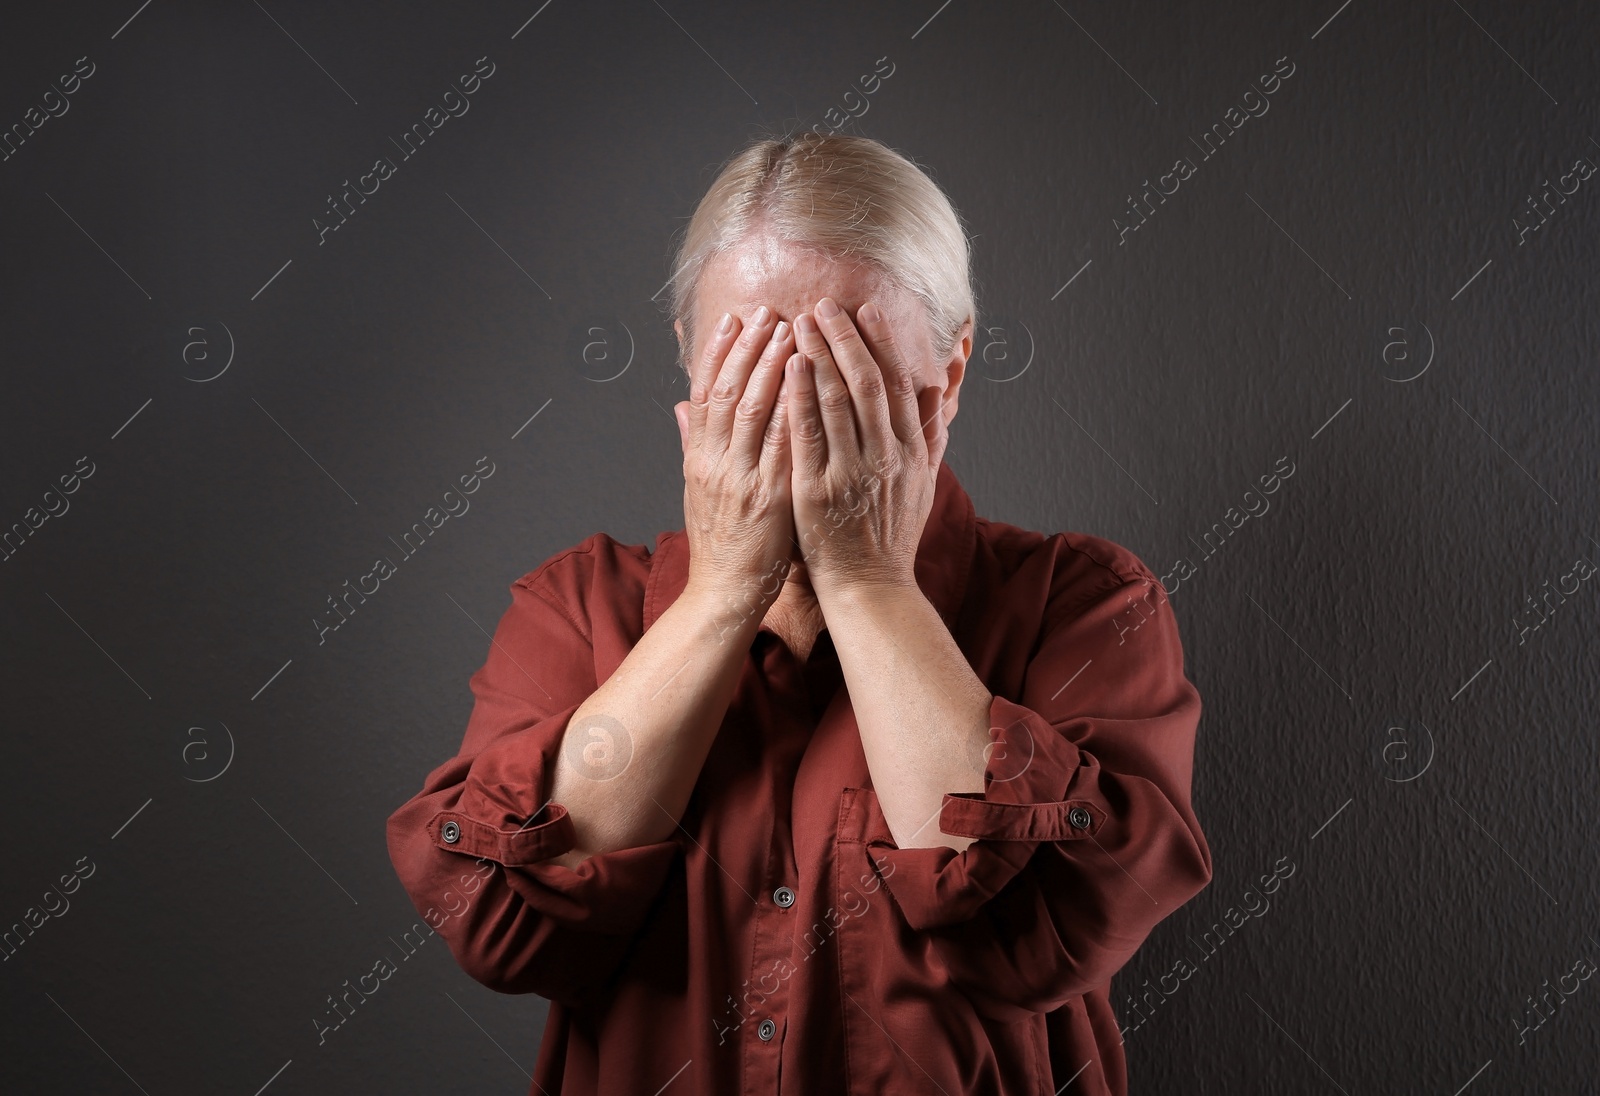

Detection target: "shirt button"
[772, 886, 795, 908]
[441, 820, 461, 844]
[1068, 807, 1092, 830]
[757, 1018, 776, 1041]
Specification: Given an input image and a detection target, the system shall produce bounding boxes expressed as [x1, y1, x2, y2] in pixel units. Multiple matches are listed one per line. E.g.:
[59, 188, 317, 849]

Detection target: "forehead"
[694, 234, 905, 330]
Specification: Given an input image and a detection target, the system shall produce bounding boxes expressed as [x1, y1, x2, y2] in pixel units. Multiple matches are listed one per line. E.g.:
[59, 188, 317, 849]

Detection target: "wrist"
[680, 572, 784, 643]
[813, 573, 923, 617]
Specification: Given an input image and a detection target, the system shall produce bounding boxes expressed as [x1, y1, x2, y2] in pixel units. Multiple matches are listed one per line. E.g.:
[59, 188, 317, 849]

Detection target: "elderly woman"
[387, 132, 1211, 1095]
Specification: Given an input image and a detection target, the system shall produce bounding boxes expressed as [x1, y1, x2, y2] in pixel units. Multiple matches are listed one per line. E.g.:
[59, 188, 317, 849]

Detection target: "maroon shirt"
[386, 459, 1212, 1095]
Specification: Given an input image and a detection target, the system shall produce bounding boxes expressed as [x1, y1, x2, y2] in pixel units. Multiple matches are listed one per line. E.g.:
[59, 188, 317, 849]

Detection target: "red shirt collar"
[643, 458, 978, 634]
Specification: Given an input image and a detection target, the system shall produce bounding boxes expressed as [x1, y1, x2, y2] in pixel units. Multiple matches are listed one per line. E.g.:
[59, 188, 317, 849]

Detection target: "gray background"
[2, 0, 1597, 1092]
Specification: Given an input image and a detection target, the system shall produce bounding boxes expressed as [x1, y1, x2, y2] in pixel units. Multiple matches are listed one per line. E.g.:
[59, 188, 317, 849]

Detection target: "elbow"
[1039, 940, 1136, 1013]
[445, 929, 548, 997]
[1175, 811, 1214, 906]
[446, 913, 622, 1006]
[384, 807, 538, 996]
[935, 918, 1126, 1021]
[385, 836, 602, 1005]
[947, 951, 1107, 1021]
[412, 868, 586, 1003]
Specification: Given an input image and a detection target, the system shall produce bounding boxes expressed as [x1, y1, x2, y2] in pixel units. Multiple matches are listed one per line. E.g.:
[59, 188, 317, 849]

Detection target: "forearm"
[548, 581, 765, 868]
[821, 582, 993, 852]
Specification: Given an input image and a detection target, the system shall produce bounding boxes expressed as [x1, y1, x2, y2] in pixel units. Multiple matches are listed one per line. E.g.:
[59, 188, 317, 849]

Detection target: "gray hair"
[666, 131, 977, 372]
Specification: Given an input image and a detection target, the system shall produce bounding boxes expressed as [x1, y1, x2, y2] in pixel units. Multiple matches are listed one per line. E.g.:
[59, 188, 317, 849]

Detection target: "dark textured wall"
[3, 1, 1596, 1092]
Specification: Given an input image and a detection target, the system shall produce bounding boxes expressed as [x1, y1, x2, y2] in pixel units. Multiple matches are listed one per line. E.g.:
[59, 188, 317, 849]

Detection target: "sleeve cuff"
[867, 693, 1102, 931]
[427, 801, 577, 867]
[426, 696, 584, 868]
[426, 797, 682, 934]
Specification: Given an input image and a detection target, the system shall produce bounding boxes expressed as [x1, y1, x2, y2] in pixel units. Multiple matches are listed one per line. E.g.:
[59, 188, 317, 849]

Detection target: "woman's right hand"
[675, 305, 797, 611]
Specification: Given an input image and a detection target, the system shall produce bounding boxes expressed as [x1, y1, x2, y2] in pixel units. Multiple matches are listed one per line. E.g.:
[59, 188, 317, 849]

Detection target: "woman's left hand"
[785, 296, 946, 600]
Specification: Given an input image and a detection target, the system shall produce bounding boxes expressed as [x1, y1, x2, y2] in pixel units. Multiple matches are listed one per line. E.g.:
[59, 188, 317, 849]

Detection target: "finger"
[675, 400, 689, 453]
[814, 297, 895, 468]
[688, 310, 739, 451]
[758, 370, 793, 492]
[703, 305, 777, 457]
[791, 311, 859, 465]
[728, 319, 793, 466]
[853, 300, 922, 453]
[786, 351, 828, 487]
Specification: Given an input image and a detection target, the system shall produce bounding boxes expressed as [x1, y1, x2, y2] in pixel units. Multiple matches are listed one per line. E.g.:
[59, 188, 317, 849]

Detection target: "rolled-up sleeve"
[385, 560, 680, 1005]
[867, 570, 1212, 1019]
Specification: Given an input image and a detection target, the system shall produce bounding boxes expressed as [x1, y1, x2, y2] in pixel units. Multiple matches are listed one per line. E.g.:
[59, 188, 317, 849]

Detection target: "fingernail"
[859, 301, 881, 326]
[753, 304, 772, 326]
[716, 311, 734, 335]
[773, 320, 790, 342]
[816, 297, 841, 319]
[795, 313, 818, 339]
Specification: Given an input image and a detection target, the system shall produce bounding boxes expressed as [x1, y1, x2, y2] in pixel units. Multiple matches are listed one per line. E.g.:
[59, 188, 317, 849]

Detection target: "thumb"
[674, 401, 689, 452]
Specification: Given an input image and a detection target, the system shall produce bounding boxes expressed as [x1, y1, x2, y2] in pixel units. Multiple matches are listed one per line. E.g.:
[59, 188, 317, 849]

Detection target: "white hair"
[666, 131, 977, 371]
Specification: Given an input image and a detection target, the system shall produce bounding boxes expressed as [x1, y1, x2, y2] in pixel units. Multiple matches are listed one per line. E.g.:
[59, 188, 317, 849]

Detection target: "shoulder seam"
[1054, 530, 1153, 587]
[513, 536, 603, 586]
[513, 538, 604, 643]
[520, 576, 591, 644]
[1051, 529, 1161, 620]
[1055, 575, 1128, 622]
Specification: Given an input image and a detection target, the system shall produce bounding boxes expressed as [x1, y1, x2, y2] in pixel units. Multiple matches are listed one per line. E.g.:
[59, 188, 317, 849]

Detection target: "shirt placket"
[740, 875, 796, 1092]
[739, 633, 818, 1094]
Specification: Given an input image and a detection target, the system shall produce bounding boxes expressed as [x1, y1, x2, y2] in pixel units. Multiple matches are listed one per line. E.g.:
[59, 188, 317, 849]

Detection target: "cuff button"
[757, 1018, 776, 1041]
[441, 820, 461, 844]
[773, 886, 795, 908]
[1068, 807, 1092, 830]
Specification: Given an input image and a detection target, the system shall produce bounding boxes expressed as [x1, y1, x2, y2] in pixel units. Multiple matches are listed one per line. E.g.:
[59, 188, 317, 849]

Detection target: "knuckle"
[854, 373, 885, 401]
[699, 344, 729, 379]
[818, 386, 852, 412]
